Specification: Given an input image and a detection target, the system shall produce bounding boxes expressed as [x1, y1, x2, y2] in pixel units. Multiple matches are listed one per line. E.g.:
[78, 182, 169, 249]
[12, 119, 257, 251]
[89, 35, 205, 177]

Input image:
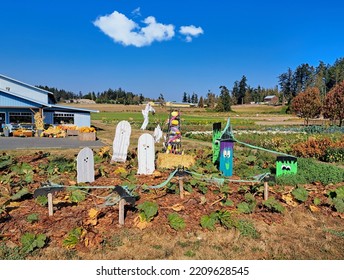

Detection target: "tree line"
[38, 57, 344, 125]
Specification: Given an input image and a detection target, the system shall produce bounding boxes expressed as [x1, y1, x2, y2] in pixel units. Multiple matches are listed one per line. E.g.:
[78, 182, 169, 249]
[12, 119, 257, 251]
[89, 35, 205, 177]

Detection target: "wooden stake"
[179, 177, 184, 199]
[264, 181, 269, 201]
[47, 193, 53, 216]
[119, 199, 125, 225]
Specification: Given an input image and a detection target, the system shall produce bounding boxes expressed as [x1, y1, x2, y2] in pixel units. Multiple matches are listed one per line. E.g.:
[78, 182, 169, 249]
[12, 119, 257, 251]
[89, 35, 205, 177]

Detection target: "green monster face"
[212, 122, 222, 164]
[276, 156, 297, 177]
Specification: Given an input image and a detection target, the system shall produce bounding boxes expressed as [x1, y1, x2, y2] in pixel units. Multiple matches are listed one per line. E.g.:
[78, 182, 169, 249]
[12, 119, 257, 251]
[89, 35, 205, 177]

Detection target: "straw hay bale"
[157, 153, 195, 169]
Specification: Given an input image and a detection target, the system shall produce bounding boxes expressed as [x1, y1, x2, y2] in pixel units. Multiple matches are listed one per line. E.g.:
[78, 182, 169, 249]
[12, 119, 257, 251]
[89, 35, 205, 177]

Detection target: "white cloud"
[131, 7, 141, 17]
[179, 25, 204, 42]
[93, 11, 175, 47]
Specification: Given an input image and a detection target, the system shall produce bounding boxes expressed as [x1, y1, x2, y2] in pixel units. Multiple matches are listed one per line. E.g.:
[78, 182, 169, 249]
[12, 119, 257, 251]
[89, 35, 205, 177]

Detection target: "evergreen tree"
[238, 75, 247, 105]
[198, 96, 204, 108]
[182, 92, 188, 102]
[231, 81, 239, 105]
[278, 68, 294, 103]
[216, 85, 231, 112]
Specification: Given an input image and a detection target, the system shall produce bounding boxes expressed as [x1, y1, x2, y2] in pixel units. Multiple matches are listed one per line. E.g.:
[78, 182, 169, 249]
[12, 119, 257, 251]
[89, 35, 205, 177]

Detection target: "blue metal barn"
[0, 74, 98, 131]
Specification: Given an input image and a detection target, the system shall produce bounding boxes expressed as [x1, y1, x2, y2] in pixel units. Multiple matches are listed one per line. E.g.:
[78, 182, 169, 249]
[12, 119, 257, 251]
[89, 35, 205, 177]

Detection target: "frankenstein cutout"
[212, 122, 222, 165]
[276, 156, 297, 177]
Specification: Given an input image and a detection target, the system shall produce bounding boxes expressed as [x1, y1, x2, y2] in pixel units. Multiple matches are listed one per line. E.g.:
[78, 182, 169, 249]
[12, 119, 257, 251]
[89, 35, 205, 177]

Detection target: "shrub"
[292, 137, 332, 159]
[322, 147, 344, 162]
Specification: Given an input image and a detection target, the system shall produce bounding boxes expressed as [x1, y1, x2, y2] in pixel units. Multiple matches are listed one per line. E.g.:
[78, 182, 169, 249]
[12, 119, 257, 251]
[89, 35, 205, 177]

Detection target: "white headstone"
[112, 120, 131, 162]
[137, 133, 155, 175]
[77, 147, 95, 183]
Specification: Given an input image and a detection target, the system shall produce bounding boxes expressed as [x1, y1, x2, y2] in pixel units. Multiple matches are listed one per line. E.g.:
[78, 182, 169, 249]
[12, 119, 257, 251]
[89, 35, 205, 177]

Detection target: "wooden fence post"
[47, 193, 53, 216]
[264, 181, 269, 201]
[119, 199, 125, 225]
[179, 177, 184, 199]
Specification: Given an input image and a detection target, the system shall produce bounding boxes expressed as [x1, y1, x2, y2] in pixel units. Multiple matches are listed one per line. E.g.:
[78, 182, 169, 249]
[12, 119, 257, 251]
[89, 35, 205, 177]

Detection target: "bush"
[322, 147, 344, 162]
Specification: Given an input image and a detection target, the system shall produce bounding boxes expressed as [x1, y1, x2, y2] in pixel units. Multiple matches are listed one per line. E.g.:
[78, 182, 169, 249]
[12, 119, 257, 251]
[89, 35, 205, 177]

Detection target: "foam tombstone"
[112, 120, 131, 162]
[219, 118, 235, 176]
[212, 122, 222, 165]
[137, 133, 155, 175]
[276, 156, 297, 177]
[219, 141, 234, 176]
[77, 147, 95, 183]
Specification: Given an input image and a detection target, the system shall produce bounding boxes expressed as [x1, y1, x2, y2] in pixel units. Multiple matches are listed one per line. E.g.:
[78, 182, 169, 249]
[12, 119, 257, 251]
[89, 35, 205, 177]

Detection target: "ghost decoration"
[137, 133, 155, 175]
[140, 103, 155, 130]
[77, 147, 95, 183]
[112, 120, 131, 162]
[153, 124, 163, 143]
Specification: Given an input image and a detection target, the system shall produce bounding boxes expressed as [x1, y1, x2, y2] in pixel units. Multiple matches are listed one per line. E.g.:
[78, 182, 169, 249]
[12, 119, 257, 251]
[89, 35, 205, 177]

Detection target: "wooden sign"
[77, 147, 95, 183]
[112, 120, 131, 162]
[137, 133, 155, 175]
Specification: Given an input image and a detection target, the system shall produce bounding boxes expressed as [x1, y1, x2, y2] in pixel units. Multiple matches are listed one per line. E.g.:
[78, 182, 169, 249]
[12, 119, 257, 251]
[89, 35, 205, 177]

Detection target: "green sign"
[276, 156, 297, 177]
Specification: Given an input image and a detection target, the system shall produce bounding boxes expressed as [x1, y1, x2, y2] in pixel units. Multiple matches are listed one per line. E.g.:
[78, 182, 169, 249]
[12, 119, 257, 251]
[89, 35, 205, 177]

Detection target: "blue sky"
[1, 0, 344, 101]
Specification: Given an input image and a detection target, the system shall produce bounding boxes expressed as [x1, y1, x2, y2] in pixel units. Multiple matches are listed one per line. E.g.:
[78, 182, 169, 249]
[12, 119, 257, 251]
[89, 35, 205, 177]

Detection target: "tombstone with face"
[137, 133, 155, 175]
[219, 141, 234, 176]
[276, 156, 297, 177]
[77, 147, 95, 183]
[212, 122, 222, 165]
[112, 120, 131, 162]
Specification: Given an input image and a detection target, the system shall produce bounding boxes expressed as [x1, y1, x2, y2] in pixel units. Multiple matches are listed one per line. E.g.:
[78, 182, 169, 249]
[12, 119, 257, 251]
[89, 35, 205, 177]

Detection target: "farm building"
[263, 95, 279, 105]
[0, 74, 98, 131]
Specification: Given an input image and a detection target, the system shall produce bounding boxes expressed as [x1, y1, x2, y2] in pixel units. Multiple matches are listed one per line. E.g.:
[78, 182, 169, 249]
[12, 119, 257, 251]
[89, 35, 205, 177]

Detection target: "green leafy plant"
[168, 213, 186, 231]
[262, 197, 285, 213]
[236, 219, 260, 239]
[20, 233, 47, 254]
[237, 193, 256, 214]
[35, 195, 48, 206]
[69, 188, 86, 203]
[327, 186, 344, 213]
[63, 227, 84, 249]
[216, 210, 236, 229]
[200, 212, 218, 231]
[10, 163, 34, 184]
[200, 210, 236, 231]
[292, 186, 308, 202]
[10, 188, 29, 200]
[137, 201, 158, 222]
[26, 213, 39, 223]
[0, 154, 13, 170]
[313, 197, 321, 206]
